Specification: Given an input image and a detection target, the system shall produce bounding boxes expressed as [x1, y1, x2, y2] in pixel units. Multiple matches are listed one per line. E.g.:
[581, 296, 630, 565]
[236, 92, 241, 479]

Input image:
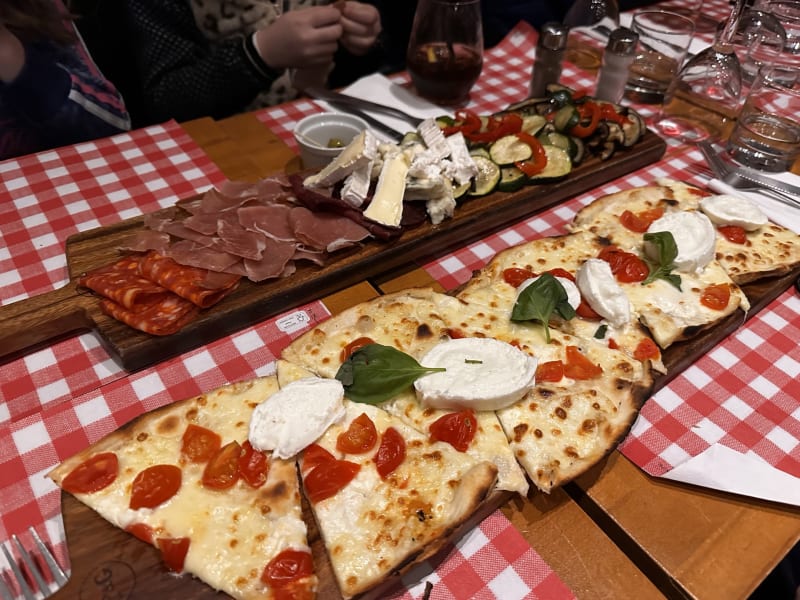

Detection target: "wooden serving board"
[50, 267, 800, 600]
[0, 132, 665, 371]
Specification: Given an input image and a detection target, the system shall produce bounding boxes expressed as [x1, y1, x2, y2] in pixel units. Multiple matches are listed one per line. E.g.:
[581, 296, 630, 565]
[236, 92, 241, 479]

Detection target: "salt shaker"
[594, 27, 639, 103]
[529, 23, 569, 98]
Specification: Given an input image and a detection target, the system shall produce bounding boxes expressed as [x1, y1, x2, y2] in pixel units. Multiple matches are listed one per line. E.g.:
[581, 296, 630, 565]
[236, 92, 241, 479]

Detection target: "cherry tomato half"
[634, 338, 661, 361]
[619, 208, 664, 233]
[130, 464, 182, 510]
[157, 537, 190, 573]
[202, 441, 241, 490]
[598, 246, 649, 283]
[563, 346, 603, 380]
[502, 267, 536, 287]
[238, 440, 269, 488]
[62, 452, 119, 494]
[535, 360, 564, 383]
[374, 427, 406, 479]
[700, 283, 731, 311]
[304, 460, 360, 504]
[337, 413, 378, 454]
[261, 549, 314, 589]
[340, 337, 375, 362]
[181, 424, 221, 463]
[718, 225, 747, 244]
[429, 410, 478, 452]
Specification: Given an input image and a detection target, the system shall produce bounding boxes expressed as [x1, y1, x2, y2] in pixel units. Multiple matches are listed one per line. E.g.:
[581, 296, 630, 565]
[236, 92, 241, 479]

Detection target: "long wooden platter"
[51, 266, 800, 600]
[0, 132, 665, 371]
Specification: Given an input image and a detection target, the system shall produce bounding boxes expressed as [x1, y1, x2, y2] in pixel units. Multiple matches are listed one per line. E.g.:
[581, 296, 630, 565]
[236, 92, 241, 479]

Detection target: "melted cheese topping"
[52, 377, 315, 600]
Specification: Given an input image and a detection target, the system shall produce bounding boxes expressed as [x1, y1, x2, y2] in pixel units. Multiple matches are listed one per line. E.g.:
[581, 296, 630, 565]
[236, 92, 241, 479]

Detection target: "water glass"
[624, 10, 696, 104]
[406, 0, 484, 106]
[727, 63, 800, 171]
[755, 0, 800, 52]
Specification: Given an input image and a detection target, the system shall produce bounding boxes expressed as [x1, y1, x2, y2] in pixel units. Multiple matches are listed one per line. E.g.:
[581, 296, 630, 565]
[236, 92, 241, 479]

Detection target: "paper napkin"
[318, 73, 446, 137]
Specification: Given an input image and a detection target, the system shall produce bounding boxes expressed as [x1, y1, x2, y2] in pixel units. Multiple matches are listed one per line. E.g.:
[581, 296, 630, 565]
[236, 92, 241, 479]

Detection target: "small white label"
[276, 310, 311, 334]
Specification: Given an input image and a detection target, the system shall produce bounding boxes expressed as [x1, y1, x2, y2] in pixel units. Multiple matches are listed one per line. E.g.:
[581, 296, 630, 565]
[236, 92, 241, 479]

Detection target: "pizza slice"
[455, 229, 669, 373]
[571, 179, 800, 285]
[48, 377, 317, 600]
[280, 287, 531, 496]
[296, 399, 497, 600]
[445, 287, 653, 492]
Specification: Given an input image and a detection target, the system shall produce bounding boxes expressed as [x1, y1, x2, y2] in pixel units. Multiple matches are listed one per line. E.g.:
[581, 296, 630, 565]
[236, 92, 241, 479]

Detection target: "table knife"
[323, 99, 404, 143]
[305, 87, 424, 128]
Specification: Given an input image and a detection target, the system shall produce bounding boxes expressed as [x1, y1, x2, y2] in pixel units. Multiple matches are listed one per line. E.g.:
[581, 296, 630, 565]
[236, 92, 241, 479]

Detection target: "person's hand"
[338, 1, 381, 56]
[0, 24, 26, 83]
[253, 6, 343, 70]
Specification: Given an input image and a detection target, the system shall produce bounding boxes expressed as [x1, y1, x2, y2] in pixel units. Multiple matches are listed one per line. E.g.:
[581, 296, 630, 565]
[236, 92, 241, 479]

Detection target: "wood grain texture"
[0, 133, 666, 372]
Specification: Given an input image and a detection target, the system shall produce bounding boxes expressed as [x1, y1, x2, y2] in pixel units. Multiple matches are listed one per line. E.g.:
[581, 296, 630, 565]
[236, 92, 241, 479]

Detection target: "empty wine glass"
[563, 0, 620, 70]
[654, 0, 749, 142]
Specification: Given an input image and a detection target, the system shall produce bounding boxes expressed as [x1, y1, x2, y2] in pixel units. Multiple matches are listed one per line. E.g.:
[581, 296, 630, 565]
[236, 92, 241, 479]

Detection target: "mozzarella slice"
[518, 275, 581, 311]
[576, 258, 631, 328]
[249, 377, 346, 459]
[414, 338, 538, 411]
[699, 194, 768, 231]
[645, 211, 716, 273]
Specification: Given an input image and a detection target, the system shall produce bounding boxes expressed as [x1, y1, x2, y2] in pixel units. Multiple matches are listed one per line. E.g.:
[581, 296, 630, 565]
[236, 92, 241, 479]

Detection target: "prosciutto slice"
[164, 240, 241, 272]
[238, 204, 296, 241]
[289, 207, 371, 252]
[224, 238, 297, 282]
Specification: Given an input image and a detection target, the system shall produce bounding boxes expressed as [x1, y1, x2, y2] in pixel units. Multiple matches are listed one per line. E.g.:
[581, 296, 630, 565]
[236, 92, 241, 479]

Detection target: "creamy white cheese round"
[645, 211, 716, 273]
[249, 377, 346, 459]
[518, 275, 581, 311]
[414, 338, 538, 411]
[576, 258, 631, 328]
[699, 194, 768, 231]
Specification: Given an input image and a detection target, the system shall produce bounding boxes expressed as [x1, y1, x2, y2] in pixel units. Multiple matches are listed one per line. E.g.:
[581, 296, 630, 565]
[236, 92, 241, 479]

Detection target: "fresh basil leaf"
[642, 231, 682, 290]
[464, 359, 483, 364]
[594, 324, 608, 339]
[510, 272, 572, 343]
[335, 343, 445, 405]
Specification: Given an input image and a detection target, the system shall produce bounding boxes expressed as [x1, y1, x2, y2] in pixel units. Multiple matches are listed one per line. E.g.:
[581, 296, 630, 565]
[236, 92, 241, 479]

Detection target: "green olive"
[327, 137, 345, 148]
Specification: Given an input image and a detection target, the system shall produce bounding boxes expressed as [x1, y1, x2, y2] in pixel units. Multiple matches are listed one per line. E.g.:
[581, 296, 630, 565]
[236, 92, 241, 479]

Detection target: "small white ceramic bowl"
[293, 112, 369, 168]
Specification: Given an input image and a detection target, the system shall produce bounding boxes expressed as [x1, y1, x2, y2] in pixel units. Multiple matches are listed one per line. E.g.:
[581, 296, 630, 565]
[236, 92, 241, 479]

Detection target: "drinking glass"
[563, 0, 620, 71]
[406, 0, 483, 106]
[727, 62, 800, 171]
[624, 10, 696, 104]
[755, 0, 800, 52]
[653, 0, 749, 142]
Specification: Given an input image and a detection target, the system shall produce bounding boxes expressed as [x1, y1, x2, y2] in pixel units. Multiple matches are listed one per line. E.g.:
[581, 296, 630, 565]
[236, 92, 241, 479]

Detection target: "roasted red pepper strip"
[465, 112, 523, 143]
[514, 131, 547, 176]
[570, 101, 602, 137]
[442, 109, 482, 136]
[598, 103, 630, 124]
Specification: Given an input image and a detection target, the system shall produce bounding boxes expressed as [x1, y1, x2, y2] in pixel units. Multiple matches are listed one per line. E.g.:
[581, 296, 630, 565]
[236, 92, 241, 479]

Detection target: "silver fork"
[0, 527, 67, 600]
[698, 141, 800, 209]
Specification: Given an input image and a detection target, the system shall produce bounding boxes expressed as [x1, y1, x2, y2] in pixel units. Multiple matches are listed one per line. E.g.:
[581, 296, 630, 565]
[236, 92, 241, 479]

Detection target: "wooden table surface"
[180, 112, 800, 600]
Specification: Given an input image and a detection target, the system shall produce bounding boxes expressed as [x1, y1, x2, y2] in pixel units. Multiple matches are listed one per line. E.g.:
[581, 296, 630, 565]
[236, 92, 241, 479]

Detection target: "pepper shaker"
[529, 23, 569, 98]
[595, 27, 639, 103]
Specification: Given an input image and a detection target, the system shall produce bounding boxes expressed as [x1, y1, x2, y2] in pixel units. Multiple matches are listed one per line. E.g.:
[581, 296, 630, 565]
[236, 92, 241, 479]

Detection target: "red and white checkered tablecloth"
[0, 121, 336, 597]
[256, 0, 800, 488]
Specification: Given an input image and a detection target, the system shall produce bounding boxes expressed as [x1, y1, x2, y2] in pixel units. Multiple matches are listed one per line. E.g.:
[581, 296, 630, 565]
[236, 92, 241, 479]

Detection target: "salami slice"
[79, 256, 168, 310]
[138, 251, 240, 308]
[99, 294, 200, 336]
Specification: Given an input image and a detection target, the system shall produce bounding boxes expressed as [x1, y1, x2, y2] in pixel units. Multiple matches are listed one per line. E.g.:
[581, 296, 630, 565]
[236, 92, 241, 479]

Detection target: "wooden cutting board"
[0, 132, 665, 372]
[49, 267, 800, 600]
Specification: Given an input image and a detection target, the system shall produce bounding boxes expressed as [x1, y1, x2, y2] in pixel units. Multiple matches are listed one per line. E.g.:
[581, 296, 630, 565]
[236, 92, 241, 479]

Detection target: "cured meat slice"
[79, 256, 167, 310]
[117, 230, 171, 253]
[163, 241, 241, 272]
[139, 251, 240, 308]
[225, 237, 297, 282]
[293, 247, 327, 266]
[238, 204, 295, 241]
[214, 219, 267, 261]
[289, 206, 371, 252]
[99, 295, 199, 336]
[220, 175, 292, 201]
[162, 221, 217, 247]
[182, 212, 223, 236]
